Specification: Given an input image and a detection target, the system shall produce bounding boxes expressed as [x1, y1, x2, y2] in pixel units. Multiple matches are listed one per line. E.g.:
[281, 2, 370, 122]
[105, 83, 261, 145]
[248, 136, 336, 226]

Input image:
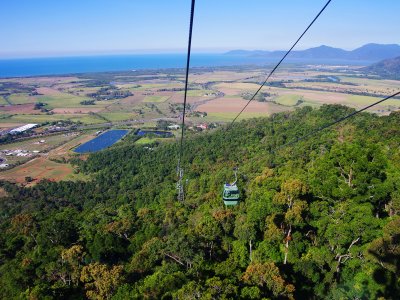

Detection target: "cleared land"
[0, 157, 88, 185]
[143, 95, 170, 103]
[197, 97, 290, 114]
[0, 65, 399, 184]
[1, 67, 398, 128]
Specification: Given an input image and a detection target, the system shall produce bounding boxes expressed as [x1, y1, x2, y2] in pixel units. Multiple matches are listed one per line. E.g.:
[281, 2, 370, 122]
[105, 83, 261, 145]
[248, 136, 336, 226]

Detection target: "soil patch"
[197, 97, 289, 114]
[0, 103, 37, 114]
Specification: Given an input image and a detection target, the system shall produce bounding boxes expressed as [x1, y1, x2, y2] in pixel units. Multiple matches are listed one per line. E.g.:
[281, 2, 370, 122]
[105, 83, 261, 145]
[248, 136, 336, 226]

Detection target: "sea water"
[0, 53, 373, 78]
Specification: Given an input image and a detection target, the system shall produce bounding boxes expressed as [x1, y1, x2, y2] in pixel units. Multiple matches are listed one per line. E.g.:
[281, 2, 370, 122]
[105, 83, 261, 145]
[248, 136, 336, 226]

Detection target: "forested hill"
[1, 105, 400, 299]
[364, 56, 400, 79]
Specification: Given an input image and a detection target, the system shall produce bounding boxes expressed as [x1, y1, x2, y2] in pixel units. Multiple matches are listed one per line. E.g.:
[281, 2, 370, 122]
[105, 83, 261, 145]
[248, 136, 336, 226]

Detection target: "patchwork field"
[0, 65, 399, 184]
[0, 131, 96, 184]
[1, 66, 399, 129]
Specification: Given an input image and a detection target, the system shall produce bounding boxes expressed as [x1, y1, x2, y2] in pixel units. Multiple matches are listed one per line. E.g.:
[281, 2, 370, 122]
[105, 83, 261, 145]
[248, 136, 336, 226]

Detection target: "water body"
[75, 129, 129, 153]
[136, 130, 173, 137]
[0, 53, 374, 78]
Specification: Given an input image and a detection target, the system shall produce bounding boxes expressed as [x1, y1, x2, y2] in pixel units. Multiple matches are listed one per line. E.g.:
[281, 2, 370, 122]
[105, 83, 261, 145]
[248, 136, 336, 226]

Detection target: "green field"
[143, 96, 170, 103]
[273, 94, 303, 106]
[68, 115, 105, 124]
[37, 94, 91, 108]
[135, 137, 159, 145]
[33, 88, 118, 110]
[8, 93, 33, 104]
[125, 83, 181, 91]
[345, 94, 400, 107]
[135, 136, 175, 145]
[98, 112, 135, 122]
[0, 96, 9, 105]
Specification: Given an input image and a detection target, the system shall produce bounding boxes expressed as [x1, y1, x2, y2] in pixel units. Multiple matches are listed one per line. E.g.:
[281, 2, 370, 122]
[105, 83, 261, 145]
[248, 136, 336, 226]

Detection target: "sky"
[0, 0, 399, 58]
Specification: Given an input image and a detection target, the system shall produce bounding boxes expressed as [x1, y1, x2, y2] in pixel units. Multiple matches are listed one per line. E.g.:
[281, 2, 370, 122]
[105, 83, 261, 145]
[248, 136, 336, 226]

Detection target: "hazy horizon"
[1, 42, 399, 60]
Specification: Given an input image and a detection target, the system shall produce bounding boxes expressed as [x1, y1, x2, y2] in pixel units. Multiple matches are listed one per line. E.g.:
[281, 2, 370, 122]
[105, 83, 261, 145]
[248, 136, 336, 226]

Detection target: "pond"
[75, 130, 129, 153]
[136, 130, 173, 137]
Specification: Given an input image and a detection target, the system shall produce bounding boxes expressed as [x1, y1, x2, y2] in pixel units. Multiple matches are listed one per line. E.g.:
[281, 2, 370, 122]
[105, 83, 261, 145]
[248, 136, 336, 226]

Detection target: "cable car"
[223, 168, 239, 206]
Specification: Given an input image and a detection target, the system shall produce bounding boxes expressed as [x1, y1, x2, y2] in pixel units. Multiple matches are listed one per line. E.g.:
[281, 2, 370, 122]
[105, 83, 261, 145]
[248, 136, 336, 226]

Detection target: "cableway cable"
[228, 0, 332, 127]
[177, 0, 196, 201]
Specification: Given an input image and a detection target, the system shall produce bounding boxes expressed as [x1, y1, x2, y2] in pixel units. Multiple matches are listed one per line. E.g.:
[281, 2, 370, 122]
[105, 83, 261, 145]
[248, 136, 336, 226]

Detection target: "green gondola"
[223, 167, 240, 206]
[223, 183, 240, 206]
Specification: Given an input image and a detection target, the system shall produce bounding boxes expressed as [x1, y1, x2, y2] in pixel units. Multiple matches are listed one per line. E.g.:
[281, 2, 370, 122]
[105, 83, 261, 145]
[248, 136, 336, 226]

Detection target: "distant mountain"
[364, 56, 400, 79]
[349, 43, 400, 61]
[225, 43, 400, 62]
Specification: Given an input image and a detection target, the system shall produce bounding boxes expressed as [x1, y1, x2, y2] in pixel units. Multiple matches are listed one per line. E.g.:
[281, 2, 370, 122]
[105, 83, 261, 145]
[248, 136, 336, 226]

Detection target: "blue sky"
[0, 0, 399, 58]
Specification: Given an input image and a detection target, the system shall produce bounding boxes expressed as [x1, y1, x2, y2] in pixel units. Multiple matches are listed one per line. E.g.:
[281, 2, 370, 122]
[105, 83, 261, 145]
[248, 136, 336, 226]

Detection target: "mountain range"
[226, 43, 400, 62]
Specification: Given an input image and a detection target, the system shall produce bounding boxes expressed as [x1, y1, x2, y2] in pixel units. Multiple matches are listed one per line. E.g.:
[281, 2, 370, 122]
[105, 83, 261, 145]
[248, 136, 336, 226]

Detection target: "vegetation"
[364, 56, 400, 80]
[80, 100, 96, 105]
[0, 104, 399, 299]
[241, 92, 270, 102]
[88, 86, 133, 101]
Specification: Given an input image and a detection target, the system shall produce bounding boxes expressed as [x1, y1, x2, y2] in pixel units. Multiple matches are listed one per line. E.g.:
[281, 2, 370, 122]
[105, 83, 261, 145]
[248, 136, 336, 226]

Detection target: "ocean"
[0, 53, 372, 78]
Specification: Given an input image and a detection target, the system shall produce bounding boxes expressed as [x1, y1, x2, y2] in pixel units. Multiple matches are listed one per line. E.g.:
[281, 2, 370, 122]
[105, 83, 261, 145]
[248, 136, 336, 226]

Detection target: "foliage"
[0, 105, 400, 299]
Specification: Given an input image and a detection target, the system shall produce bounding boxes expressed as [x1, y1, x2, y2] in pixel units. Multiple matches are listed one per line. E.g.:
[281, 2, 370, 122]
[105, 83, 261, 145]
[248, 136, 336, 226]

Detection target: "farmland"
[0, 64, 399, 183]
[1, 66, 399, 129]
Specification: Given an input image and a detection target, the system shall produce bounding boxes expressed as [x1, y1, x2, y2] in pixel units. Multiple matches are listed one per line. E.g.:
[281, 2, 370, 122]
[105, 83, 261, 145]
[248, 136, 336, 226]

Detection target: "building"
[196, 123, 208, 131]
[167, 124, 180, 130]
[10, 124, 38, 134]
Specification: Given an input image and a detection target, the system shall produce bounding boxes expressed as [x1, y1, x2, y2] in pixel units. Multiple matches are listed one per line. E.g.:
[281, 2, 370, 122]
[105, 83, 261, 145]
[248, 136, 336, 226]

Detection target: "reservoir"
[136, 130, 173, 137]
[75, 129, 129, 153]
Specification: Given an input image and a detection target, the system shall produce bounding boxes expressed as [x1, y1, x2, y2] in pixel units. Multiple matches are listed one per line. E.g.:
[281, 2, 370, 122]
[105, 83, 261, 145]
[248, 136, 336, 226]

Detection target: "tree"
[80, 263, 123, 300]
[242, 261, 295, 299]
[273, 179, 308, 264]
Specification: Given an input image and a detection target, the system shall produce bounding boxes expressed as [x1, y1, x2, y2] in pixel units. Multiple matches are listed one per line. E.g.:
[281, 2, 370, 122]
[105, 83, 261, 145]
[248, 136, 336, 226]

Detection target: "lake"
[74, 130, 129, 153]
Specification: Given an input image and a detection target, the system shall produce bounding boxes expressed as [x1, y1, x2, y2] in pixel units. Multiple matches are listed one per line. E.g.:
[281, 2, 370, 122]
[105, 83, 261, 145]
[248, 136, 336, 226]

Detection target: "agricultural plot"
[0, 113, 107, 125]
[8, 93, 34, 104]
[214, 82, 262, 96]
[0, 96, 9, 105]
[0, 103, 37, 114]
[0, 133, 79, 153]
[197, 97, 290, 115]
[98, 112, 136, 122]
[36, 87, 94, 108]
[0, 157, 88, 185]
[0, 66, 399, 187]
[177, 89, 215, 97]
[0, 67, 398, 130]
[273, 94, 304, 106]
[143, 95, 170, 103]
[189, 70, 264, 83]
[205, 112, 268, 122]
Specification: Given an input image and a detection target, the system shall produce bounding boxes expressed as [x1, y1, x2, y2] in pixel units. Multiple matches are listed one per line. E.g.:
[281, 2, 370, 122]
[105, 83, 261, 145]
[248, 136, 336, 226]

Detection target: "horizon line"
[0, 42, 398, 60]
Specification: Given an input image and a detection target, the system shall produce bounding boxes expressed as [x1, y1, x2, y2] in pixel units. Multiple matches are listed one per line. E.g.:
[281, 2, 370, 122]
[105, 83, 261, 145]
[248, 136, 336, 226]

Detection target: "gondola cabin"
[223, 183, 240, 206]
